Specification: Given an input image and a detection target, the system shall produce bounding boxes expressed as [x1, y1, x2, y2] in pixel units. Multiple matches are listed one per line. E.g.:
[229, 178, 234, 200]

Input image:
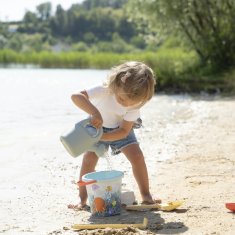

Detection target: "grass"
[0, 48, 234, 94]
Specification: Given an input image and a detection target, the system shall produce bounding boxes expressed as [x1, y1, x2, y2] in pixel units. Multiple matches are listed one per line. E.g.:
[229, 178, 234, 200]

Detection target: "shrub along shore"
[0, 48, 234, 94]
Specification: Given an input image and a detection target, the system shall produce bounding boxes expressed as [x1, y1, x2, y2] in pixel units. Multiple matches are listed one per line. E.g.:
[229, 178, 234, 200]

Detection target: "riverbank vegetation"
[0, 0, 234, 94]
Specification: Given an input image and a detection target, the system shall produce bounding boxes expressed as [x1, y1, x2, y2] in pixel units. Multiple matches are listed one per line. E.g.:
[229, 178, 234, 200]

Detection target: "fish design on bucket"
[93, 197, 105, 212]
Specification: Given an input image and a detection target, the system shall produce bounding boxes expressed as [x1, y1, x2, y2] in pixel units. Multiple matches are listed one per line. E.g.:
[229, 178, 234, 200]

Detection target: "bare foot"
[141, 195, 162, 204]
[67, 204, 90, 211]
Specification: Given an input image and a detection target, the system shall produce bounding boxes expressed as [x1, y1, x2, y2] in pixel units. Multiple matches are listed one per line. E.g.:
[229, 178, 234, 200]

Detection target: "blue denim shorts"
[99, 127, 138, 155]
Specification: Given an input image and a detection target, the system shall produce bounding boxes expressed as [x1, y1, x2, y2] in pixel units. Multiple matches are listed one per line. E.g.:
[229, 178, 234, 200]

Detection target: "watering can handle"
[80, 118, 90, 126]
[77, 180, 97, 187]
[80, 118, 103, 138]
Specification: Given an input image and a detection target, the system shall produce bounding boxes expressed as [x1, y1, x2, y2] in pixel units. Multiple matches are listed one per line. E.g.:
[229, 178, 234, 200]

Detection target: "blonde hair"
[105, 61, 156, 107]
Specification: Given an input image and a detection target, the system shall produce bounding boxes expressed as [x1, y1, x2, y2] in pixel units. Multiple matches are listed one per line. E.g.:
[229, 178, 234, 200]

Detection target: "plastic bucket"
[82, 170, 124, 217]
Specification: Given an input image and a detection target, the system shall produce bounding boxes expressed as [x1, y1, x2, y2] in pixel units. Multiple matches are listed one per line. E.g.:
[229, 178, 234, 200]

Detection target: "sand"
[1, 94, 235, 235]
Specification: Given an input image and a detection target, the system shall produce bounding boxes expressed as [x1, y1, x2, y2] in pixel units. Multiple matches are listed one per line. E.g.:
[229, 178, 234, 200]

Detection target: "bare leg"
[79, 151, 98, 205]
[121, 144, 161, 204]
[68, 151, 98, 210]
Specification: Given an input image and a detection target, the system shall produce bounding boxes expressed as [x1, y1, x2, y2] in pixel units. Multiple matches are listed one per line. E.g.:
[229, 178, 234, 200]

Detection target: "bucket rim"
[82, 170, 124, 182]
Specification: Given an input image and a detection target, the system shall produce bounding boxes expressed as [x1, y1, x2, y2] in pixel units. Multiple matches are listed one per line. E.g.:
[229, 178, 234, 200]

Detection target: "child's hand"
[90, 111, 103, 129]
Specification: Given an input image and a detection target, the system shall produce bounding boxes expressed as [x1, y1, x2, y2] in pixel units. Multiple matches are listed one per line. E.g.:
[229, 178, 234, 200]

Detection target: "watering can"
[60, 118, 106, 157]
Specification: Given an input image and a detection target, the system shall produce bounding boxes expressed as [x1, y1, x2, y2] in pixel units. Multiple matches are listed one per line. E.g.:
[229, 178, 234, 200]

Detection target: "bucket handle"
[77, 180, 97, 187]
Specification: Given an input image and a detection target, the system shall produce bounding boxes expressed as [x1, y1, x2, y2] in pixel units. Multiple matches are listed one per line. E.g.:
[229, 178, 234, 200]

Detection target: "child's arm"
[101, 120, 134, 141]
[71, 91, 103, 128]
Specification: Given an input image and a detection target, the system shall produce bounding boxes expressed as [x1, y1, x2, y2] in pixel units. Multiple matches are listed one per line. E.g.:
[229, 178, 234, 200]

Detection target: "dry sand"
[1, 95, 235, 235]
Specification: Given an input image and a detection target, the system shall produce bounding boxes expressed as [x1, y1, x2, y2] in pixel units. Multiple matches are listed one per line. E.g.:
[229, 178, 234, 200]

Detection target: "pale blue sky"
[0, 0, 84, 21]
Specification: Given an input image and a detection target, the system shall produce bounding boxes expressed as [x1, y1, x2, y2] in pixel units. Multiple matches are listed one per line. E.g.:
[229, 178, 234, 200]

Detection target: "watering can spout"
[90, 143, 107, 157]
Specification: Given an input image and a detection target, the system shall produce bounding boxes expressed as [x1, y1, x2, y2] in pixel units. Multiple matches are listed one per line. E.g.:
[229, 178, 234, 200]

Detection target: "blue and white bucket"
[81, 170, 124, 217]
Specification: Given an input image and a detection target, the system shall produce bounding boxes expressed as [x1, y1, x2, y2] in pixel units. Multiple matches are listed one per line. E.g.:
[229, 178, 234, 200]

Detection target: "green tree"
[50, 5, 68, 36]
[116, 16, 137, 41]
[82, 0, 127, 10]
[72, 42, 89, 51]
[7, 34, 23, 51]
[82, 32, 97, 44]
[0, 22, 8, 37]
[18, 11, 38, 34]
[23, 11, 38, 24]
[36, 2, 52, 20]
[0, 35, 7, 49]
[127, 0, 235, 69]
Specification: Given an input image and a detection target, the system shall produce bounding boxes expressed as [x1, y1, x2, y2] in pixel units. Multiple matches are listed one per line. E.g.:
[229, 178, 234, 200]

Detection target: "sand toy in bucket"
[78, 170, 124, 217]
[60, 118, 106, 157]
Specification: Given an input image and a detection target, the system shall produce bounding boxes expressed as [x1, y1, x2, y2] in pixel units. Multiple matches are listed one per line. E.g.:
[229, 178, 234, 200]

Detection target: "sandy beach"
[0, 69, 235, 235]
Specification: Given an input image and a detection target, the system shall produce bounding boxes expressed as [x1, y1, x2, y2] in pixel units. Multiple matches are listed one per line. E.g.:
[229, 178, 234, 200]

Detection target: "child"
[69, 61, 160, 209]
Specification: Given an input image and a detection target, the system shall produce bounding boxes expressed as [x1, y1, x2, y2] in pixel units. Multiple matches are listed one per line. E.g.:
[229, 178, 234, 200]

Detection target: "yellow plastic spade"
[125, 200, 184, 211]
